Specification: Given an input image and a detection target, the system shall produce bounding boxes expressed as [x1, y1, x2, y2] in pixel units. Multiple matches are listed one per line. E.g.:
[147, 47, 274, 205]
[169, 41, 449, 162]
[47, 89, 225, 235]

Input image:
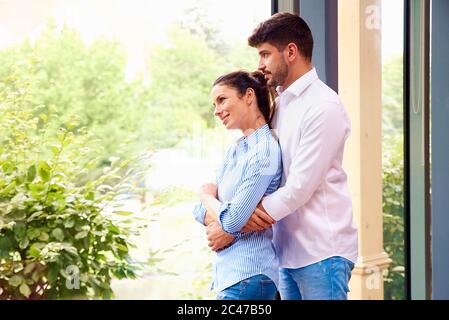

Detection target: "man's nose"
[258, 59, 265, 72]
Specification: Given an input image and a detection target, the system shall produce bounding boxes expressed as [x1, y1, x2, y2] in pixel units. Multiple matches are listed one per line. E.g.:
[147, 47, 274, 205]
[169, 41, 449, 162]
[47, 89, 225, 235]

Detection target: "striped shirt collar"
[235, 123, 271, 152]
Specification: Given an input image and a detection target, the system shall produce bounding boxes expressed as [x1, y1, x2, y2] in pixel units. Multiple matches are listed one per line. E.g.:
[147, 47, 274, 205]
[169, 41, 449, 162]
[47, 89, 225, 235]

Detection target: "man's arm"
[203, 143, 281, 245]
[241, 201, 274, 233]
[215, 148, 280, 234]
[244, 101, 349, 230]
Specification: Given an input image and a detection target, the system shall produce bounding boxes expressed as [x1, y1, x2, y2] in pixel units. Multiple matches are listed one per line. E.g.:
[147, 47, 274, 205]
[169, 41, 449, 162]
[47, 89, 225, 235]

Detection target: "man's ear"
[285, 42, 299, 62]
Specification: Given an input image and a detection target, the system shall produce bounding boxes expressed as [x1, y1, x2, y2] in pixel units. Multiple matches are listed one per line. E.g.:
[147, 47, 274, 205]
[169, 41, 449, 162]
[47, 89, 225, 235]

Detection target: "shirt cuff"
[218, 202, 241, 237]
[262, 192, 292, 222]
[193, 203, 207, 225]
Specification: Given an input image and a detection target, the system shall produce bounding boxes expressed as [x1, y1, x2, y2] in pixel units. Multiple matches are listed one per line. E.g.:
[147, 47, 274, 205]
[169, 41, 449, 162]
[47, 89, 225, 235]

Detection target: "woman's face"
[211, 84, 250, 130]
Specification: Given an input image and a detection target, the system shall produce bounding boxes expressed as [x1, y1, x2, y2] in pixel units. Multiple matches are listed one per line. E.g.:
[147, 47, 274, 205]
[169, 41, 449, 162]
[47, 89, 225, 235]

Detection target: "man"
[206, 12, 358, 300]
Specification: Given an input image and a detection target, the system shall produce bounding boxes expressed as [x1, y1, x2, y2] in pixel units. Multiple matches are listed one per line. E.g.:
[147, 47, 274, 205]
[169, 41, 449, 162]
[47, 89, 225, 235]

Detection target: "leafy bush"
[382, 54, 405, 300]
[0, 65, 147, 299]
[382, 136, 405, 300]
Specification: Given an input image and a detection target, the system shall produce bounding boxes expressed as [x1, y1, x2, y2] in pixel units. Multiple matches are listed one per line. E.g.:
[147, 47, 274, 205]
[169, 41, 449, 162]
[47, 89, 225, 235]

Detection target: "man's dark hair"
[248, 12, 313, 62]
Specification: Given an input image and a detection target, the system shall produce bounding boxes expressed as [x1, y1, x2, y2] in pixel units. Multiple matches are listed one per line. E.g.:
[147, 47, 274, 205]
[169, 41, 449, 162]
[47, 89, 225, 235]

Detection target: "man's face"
[256, 42, 288, 87]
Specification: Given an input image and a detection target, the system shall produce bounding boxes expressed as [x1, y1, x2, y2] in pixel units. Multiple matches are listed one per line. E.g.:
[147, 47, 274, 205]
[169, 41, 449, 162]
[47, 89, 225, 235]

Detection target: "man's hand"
[206, 221, 235, 252]
[241, 202, 275, 233]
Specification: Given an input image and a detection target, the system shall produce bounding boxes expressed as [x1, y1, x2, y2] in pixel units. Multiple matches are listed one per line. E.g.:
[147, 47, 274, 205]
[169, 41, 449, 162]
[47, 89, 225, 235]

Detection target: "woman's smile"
[221, 113, 230, 125]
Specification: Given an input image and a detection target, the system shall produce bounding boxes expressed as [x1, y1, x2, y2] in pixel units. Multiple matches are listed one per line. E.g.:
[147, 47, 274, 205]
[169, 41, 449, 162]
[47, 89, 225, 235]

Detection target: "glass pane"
[0, 0, 271, 299]
[381, 0, 406, 300]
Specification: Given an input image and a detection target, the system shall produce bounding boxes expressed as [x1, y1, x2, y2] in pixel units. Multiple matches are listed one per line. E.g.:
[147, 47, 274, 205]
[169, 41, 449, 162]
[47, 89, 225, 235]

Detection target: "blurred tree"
[382, 55, 403, 138]
[179, 0, 231, 55]
[0, 22, 149, 170]
[145, 26, 226, 131]
[382, 55, 405, 300]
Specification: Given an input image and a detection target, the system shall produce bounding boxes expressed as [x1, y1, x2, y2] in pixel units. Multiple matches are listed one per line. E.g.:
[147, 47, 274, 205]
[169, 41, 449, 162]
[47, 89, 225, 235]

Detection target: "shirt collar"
[235, 124, 270, 152]
[276, 67, 318, 98]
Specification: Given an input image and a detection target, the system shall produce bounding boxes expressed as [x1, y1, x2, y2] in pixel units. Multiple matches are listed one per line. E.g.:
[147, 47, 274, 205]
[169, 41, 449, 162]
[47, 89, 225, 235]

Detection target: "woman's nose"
[214, 105, 221, 117]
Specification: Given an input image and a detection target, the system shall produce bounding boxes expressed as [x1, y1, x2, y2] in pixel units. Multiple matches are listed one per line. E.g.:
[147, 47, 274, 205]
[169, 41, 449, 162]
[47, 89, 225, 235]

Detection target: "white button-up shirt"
[262, 68, 358, 268]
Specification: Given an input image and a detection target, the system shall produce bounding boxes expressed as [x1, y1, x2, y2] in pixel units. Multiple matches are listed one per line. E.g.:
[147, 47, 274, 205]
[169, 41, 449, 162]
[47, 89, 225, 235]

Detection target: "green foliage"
[383, 136, 405, 300]
[0, 22, 150, 169]
[382, 55, 404, 138]
[146, 26, 225, 129]
[179, 0, 231, 55]
[0, 70, 147, 299]
[146, 24, 260, 131]
[382, 54, 405, 300]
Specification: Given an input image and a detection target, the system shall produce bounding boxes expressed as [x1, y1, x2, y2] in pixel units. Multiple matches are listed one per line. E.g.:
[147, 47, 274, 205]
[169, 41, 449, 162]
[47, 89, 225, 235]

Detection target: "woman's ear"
[245, 88, 255, 106]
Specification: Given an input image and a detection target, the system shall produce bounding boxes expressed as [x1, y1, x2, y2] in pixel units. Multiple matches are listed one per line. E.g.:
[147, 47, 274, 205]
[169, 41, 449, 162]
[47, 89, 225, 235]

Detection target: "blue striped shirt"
[193, 124, 282, 292]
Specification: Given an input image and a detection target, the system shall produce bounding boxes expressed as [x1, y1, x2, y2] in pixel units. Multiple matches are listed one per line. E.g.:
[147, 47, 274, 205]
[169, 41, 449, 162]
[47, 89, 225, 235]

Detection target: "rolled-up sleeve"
[262, 101, 350, 221]
[218, 146, 281, 235]
[192, 203, 207, 225]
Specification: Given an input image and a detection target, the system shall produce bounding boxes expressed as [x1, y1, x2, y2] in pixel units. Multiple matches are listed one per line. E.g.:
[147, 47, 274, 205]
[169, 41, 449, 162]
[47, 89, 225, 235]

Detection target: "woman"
[192, 70, 282, 300]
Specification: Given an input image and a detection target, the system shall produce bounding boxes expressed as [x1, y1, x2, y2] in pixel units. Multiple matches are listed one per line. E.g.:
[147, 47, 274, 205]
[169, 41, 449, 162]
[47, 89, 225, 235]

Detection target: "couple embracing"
[193, 12, 358, 300]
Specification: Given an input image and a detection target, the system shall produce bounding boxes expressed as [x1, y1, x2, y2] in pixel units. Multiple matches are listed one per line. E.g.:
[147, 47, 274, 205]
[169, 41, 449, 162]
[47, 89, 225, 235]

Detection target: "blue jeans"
[279, 256, 354, 300]
[216, 274, 277, 300]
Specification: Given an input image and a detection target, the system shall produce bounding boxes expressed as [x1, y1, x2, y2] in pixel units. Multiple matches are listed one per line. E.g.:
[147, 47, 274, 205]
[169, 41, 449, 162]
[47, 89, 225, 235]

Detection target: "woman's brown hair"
[213, 70, 275, 126]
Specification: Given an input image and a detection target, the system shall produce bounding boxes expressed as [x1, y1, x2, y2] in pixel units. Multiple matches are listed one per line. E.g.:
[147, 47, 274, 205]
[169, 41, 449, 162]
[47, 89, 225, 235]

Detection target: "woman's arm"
[199, 183, 221, 225]
[215, 146, 281, 235]
[199, 183, 236, 251]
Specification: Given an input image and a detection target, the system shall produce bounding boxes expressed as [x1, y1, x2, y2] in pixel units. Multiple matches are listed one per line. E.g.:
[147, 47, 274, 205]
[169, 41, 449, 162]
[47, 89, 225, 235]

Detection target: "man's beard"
[269, 60, 288, 87]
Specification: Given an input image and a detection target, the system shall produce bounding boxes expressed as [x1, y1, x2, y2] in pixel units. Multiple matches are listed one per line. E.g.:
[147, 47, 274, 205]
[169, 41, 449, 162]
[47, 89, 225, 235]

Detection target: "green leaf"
[62, 245, 78, 256]
[9, 275, 23, 287]
[47, 264, 59, 284]
[19, 283, 32, 298]
[75, 230, 89, 239]
[9, 209, 26, 221]
[19, 237, 30, 249]
[115, 243, 128, 252]
[64, 219, 75, 228]
[114, 211, 133, 216]
[28, 183, 45, 192]
[32, 270, 40, 282]
[38, 160, 51, 182]
[27, 211, 45, 222]
[13, 223, 27, 240]
[24, 262, 37, 275]
[1, 181, 16, 195]
[50, 145, 60, 155]
[28, 242, 45, 258]
[27, 227, 41, 239]
[39, 113, 48, 122]
[38, 232, 49, 241]
[27, 165, 36, 182]
[52, 228, 65, 241]
[0, 234, 15, 258]
[86, 191, 95, 200]
[108, 225, 120, 234]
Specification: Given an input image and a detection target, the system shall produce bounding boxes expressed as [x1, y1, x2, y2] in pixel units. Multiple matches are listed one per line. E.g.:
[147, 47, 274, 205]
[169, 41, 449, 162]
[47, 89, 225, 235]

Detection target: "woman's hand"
[200, 183, 218, 198]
